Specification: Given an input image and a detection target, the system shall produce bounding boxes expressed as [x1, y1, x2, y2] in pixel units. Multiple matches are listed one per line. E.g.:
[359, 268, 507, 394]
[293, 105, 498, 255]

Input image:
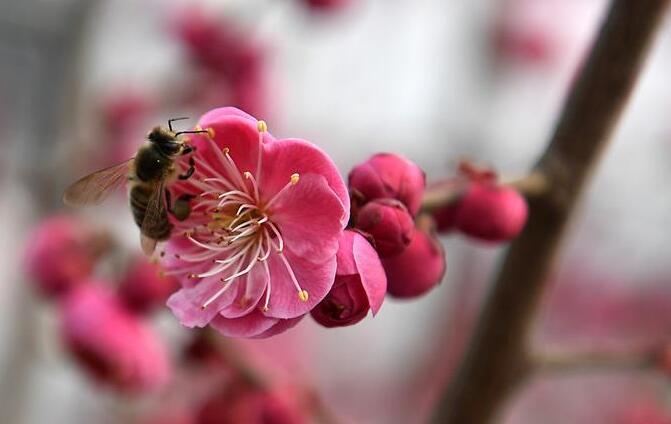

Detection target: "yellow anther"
[290, 173, 300, 185]
[194, 125, 203, 131]
[298, 290, 309, 302]
[206, 127, 215, 138]
[244, 171, 252, 179]
[262, 306, 269, 312]
[257, 120, 268, 133]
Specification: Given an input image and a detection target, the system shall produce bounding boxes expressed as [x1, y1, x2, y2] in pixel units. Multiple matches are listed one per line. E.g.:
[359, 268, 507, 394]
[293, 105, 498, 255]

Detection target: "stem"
[431, 1, 670, 423]
[533, 349, 656, 375]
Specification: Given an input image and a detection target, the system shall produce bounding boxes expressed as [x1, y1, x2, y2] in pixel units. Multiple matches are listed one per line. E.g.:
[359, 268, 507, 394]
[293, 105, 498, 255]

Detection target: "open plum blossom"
[165, 108, 349, 338]
[311, 230, 386, 328]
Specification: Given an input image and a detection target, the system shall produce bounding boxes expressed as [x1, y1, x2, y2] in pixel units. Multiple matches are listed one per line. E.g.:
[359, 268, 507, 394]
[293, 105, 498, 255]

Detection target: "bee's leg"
[168, 193, 194, 221]
[178, 157, 196, 180]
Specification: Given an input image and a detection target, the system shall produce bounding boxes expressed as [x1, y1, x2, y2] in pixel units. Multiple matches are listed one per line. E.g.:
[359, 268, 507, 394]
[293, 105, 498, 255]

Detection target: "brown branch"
[431, 1, 670, 423]
[533, 349, 657, 375]
[421, 171, 549, 212]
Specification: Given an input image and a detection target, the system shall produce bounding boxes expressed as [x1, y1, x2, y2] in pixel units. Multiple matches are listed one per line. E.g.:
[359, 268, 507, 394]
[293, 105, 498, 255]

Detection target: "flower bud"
[118, 257, 179, 315]
[348, 153, 425, 217]
[24, 215, 109, 299]
[60, 285, 170, 393]
[382, 228, 445, 298]
[311, 230, 386, 328]
[356, 199, 414, 257]
[454, 182, 528, 242]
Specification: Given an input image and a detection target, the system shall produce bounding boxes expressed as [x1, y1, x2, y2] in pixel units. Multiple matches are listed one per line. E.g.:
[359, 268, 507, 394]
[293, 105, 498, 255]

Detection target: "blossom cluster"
[24, 216, 175, 393]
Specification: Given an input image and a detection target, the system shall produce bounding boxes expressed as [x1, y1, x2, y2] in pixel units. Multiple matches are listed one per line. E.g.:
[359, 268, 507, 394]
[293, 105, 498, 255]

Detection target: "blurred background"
[1, 0, 670, 423]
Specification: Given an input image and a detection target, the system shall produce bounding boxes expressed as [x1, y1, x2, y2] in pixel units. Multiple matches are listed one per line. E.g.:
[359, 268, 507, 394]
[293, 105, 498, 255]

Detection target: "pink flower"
[356, 199, 414, 257]
[382, 228, 445, 298]
[311, 230, 386, 327]
[197, 381, 308, 424]
[24, 215, 109, 298]
[118, 257, 180, 314]
[165, 107, 349, 338]
[60, 284, 170, 392]
[454, 182, 528, 242]
[349, 153, 426, 217]
[302, 0, 352, 12]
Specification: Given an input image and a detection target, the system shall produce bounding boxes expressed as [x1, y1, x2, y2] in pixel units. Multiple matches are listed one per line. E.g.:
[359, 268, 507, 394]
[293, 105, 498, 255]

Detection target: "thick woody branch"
[432, 1, 670, 423]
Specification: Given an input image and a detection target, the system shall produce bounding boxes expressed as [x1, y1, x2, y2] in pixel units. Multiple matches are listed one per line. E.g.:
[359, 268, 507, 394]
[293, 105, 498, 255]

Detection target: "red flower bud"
[311, 230, 386, 327]
[356, 199, 414, 257]
[118, 257, 179, 315]
[454, 182, 528, 242]
[23, 215, 109, 299]
[349, 153, 425, 217]
[382, 228, 445, 298]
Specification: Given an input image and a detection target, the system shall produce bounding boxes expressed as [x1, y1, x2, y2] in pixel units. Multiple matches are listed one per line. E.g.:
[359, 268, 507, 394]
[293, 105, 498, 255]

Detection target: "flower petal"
[251, 315, 305, 339]
[220, 263, 268, 318]
[270, 174, 344, 264]
[260, 138, 349, 226]
[352, 233, 387, 315]
[335, 230, 357, 276]
[166, 276, 238, 327]
[210, 309, 278, 338]
[263, 250, 336, 319]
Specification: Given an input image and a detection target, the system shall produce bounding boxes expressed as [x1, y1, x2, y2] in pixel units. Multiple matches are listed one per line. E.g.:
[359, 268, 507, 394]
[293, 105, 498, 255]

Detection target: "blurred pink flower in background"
[118, 257, 180, 315]
[24, 215, 109, 298]
[311, 230, 386, 328]
[60, 284, 170, 393]
[196, 380, 308, 424]
[165, 107, 349, 338]
[302, 0, 352, 13]
[172, 8, 268, 116]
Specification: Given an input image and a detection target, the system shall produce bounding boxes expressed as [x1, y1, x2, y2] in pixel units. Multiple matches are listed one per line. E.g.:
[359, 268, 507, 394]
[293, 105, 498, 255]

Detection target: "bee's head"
[148, 126, 182, 156]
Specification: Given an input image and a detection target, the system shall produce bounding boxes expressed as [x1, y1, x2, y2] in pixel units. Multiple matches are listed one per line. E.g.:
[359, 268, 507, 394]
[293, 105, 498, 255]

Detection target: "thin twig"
[431, 1, 671, 423]
[533, 349, 657, 375]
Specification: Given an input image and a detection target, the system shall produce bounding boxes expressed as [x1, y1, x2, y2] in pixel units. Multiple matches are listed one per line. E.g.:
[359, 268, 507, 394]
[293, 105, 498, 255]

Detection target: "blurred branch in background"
[432, 1, 671, 423]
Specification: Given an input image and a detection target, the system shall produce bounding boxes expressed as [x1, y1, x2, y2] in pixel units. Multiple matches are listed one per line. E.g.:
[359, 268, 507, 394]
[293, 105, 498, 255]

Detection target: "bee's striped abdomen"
[129, 184, 172, 240]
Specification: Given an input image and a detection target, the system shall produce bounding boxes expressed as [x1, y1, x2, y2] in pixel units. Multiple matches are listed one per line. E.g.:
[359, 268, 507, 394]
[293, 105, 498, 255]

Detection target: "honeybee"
[63, 118, 205, 254]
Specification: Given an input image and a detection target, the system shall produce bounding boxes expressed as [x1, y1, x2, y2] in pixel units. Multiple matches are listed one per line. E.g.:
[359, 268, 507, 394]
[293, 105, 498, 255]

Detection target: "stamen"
[201, 279, 235, 310]
[222, 243, 263, 282]
[277, 248, 308, 302]
[244, 171, 260, 202]
[263, 173, 300, 210]
[261, 259, 271, 311]
[266, 221, 284, 252]
[187, 234, 236, 252]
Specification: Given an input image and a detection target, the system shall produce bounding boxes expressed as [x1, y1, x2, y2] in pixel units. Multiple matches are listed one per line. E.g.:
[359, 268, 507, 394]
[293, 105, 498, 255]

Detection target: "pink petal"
[335, 230, 357, 276]
[198, 107, 257, 124]
[210, 309, 279, 338]
[166, 276, 238, 327]
[189, 113, 263, 182]
[220, 263, 268, 318]
[260, 138, 349, 226]
[352, 233, 387, 315]
[269, 174, 344, 263]
[251, 315, 305, 339]
[264, 250, 337, 319]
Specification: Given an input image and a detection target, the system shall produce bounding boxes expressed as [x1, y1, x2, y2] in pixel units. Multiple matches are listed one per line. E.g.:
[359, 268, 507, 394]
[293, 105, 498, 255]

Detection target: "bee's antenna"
[174, 130, 209, 137]
[168, 117, 190, 132]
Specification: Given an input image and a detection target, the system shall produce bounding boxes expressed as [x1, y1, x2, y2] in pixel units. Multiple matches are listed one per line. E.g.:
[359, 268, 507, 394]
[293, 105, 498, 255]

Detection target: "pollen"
[257, 120, 268, 133]
[298, 290, 309, 302]
[206, 127, 216, 139]
[290, 173, 300, 185]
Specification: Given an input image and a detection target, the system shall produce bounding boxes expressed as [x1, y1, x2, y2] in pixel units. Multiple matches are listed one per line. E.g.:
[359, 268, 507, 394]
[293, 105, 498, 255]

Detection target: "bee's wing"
[139, 179, 169, 255]
[63, 159, 134, 206]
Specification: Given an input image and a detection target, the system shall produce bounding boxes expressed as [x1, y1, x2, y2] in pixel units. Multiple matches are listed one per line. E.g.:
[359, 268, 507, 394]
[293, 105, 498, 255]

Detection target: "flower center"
[169, 121, 308, 312]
